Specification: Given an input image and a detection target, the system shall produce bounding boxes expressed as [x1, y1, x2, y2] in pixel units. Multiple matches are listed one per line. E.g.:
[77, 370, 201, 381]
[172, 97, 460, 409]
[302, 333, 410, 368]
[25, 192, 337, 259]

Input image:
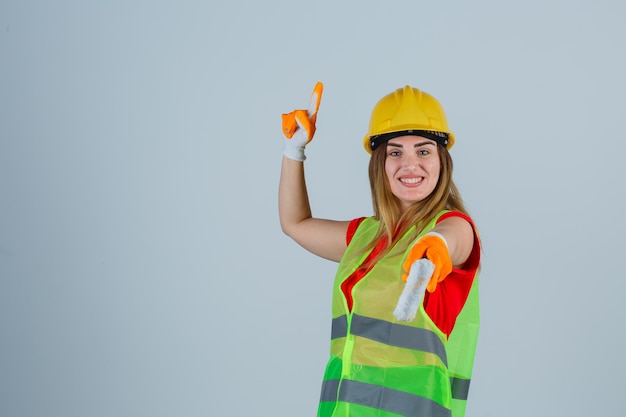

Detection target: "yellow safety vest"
[317, 211, 480, 417]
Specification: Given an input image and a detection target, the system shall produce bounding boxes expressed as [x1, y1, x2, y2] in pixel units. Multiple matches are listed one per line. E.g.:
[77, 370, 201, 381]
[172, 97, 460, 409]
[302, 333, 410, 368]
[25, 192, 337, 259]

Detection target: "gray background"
[1, 1, 625, 416]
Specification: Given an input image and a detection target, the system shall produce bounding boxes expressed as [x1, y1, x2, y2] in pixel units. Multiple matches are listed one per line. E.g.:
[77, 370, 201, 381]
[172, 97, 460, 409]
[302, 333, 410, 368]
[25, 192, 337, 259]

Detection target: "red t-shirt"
[340, 211, 480, 338]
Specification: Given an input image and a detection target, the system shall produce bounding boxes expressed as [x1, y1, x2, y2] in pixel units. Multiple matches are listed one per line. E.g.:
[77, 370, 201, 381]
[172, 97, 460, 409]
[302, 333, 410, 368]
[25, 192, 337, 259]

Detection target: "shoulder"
[346, 216, 374, 245]
[436, 210, 474, 227]
[436, 211, 480, 247]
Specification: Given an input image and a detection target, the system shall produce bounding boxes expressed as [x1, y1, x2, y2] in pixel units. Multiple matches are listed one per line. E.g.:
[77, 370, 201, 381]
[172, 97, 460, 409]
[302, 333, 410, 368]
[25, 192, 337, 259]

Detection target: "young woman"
[279, 83, 481, 417]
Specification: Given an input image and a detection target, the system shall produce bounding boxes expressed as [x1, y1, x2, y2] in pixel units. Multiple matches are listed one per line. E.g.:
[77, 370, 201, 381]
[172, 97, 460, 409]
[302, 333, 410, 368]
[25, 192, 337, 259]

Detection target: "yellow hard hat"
[363, 85, 455, 153]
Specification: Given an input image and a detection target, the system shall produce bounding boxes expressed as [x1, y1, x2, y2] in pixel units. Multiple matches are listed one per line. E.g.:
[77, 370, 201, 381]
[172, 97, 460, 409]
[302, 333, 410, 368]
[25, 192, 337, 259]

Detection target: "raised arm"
[278, 83, 349, 262]
[279, 156, 349, 262]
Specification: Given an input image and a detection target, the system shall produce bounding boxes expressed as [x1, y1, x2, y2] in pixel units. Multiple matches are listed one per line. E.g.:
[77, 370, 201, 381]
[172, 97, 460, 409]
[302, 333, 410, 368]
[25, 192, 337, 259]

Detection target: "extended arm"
[402, 215, 476, 292]
[395, 215, 477, 321]
[429, 216, 475, 269]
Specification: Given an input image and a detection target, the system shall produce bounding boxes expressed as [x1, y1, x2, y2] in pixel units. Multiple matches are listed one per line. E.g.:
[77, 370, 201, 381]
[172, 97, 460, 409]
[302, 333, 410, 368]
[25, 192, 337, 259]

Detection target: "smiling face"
[384, 135, 441, 212]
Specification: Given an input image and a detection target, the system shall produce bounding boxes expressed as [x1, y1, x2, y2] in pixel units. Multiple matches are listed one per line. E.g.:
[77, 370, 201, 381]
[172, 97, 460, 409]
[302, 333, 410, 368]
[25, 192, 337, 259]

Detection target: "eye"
[388, 150, 401, 157]
[418, 149, 430, 156]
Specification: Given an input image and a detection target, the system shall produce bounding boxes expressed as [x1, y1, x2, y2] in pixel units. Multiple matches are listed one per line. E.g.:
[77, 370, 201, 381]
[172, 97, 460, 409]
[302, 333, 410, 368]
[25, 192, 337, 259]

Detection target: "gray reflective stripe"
[450, 377, 471, 400]
[319, 379, 340, 402]
[331, 315, 347, 340]
[332, 379, 451, 417]
[321, 377, 470, 403]
[350, 314, 448, 366]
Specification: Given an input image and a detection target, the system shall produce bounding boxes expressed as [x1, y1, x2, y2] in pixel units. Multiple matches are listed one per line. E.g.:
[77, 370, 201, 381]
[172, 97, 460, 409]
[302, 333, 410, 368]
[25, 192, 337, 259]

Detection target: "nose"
[402, 152, 420, 168]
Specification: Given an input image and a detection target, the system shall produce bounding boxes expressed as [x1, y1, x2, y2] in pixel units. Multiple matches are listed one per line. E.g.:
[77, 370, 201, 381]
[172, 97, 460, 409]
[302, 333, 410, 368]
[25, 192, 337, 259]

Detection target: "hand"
[281, 82, 323, 161]
[402, 232, 452, 293]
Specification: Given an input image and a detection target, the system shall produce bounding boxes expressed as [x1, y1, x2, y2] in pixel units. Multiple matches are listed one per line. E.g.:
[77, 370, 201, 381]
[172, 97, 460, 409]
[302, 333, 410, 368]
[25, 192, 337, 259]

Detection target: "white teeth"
[400, 178, 422, 184]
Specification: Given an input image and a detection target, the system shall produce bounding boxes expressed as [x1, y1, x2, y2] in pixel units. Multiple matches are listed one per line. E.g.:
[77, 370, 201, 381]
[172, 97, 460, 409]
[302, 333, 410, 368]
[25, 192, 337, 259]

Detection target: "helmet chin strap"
[369, 130, 449, 151]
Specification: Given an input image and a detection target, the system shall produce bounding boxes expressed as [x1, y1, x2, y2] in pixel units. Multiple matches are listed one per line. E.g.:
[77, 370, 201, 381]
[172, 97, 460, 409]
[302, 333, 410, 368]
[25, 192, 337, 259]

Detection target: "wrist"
[283, 145, 306, 161]
[424, 231, 448, 248]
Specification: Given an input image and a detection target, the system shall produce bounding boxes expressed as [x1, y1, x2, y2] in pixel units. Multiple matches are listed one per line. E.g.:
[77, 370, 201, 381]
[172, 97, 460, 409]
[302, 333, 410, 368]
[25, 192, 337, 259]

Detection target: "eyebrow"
[387, 141, 436, 148]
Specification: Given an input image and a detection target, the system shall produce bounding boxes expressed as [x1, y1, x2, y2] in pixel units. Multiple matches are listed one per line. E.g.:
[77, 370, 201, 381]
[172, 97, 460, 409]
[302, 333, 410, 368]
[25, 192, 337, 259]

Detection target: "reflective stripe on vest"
[320, 379, 452, 417]
[330, 314, 471, 400]
[331, 314, 448, 366]
[450, 377, 471, 400]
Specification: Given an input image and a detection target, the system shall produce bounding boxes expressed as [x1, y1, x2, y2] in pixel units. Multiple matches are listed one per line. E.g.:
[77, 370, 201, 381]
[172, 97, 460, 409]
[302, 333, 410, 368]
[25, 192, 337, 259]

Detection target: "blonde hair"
[361, 142, 468, 265]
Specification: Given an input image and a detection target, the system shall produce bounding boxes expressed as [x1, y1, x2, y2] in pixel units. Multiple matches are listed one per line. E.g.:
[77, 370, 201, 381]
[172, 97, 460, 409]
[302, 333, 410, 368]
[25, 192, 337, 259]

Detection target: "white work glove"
[281, 82, 323, 161]
[393, 258, 435, 322]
